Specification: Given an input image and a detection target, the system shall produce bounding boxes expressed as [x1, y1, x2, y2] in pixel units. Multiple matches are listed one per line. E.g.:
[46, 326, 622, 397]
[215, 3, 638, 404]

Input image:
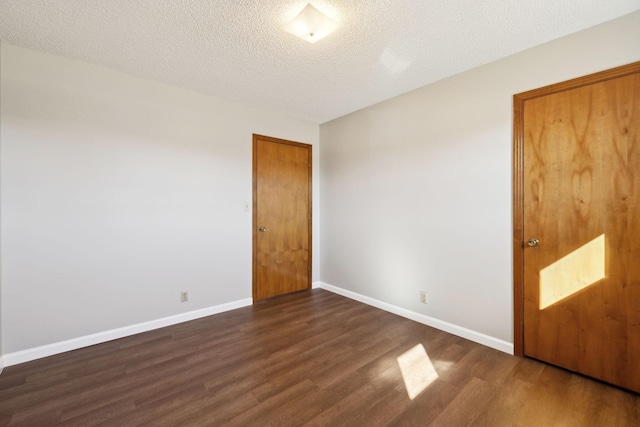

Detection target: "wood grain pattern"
[1, 290, 638, 426]
[521, 69, 640, 392]
[253, 134, 312, 301]
[513, 61, 640, 356]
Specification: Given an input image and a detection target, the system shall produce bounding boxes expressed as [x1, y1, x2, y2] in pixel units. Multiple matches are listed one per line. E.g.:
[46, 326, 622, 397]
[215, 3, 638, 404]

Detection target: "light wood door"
[253, 134, 311, 301]
[514, 63, 640, 392]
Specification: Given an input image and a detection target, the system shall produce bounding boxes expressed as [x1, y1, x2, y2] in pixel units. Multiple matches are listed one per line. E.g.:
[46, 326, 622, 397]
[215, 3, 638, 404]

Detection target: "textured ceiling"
[1, 1, 639, 124]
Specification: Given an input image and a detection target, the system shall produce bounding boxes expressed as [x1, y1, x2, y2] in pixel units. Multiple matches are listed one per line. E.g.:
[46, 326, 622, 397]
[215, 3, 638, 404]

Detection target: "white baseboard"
[318, 282, 514, 355]
[2, 298, 253, 367]
[2, 285, 513, 368]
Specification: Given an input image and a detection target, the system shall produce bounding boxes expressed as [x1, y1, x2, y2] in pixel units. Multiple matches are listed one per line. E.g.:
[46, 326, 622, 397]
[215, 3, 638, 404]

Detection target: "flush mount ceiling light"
[284, 3, 338, 44]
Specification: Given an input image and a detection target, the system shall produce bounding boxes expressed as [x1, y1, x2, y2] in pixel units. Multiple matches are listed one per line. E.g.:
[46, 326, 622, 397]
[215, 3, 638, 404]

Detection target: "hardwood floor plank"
[0, 289, 638, 426]
[167, 376, 262, 426]
[387, 379, 461, 427]
[429, 377, 498, 426]
[227, 379, 319, 426]
[308, 338, 395, 389]
[471, 375, 536, 426]
[302, 376, 396, 427]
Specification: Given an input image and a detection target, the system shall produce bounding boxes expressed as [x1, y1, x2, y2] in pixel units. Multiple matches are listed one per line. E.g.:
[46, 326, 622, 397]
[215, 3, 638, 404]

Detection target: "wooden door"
[513, 62, 640, 393]
[253, 134, 311, 301]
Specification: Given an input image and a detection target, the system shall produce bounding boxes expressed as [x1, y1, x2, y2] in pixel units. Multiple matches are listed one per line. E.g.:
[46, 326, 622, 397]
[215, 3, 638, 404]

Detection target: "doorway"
[513, 62, 640, 392]
[253, 134, 312, 301]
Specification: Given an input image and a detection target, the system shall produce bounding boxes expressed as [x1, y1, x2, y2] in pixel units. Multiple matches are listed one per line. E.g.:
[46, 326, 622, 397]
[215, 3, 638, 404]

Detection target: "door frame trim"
[512, 61, 640, 356]
[252, 134, 313, 302]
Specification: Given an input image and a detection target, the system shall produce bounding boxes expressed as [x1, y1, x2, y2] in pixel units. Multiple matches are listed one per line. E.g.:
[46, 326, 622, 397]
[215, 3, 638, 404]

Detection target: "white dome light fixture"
[284, 3, 338, 44]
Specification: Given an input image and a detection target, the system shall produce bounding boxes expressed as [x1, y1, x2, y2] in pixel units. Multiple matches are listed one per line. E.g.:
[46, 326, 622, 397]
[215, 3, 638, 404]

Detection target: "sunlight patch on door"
[396, 344, 438, 400]
[539, 234, 606, 309]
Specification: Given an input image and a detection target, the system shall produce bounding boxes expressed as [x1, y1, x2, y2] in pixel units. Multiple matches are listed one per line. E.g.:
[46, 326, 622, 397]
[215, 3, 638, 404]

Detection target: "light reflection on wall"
[539, 234, 606, 309]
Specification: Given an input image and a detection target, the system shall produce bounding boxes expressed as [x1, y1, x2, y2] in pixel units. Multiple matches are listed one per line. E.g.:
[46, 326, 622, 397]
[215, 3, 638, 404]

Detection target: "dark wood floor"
[0, 289, 638, 426]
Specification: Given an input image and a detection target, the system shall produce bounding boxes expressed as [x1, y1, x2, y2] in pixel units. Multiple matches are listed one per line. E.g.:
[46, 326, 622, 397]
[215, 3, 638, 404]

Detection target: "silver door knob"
[527, 238, 539, 247]
[259, 226, 267, 232]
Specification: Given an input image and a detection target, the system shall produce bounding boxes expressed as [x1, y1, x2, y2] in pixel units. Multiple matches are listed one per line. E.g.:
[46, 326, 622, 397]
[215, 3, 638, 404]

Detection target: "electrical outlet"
[420, 291, 427, 304]
[181, 291, 189, 302]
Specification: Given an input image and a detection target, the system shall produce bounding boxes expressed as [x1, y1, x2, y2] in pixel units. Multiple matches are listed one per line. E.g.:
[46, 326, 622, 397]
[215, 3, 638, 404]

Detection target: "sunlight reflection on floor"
[396, 344, 439, 399]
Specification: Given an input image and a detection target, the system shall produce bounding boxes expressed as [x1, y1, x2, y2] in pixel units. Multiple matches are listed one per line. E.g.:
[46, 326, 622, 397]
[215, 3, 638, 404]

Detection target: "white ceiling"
[1, 1, 639, 124]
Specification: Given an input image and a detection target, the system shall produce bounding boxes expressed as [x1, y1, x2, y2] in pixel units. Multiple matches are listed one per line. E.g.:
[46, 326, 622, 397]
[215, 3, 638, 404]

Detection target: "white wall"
[0, 43, 319, 355]
[320, 12, 640, 345]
